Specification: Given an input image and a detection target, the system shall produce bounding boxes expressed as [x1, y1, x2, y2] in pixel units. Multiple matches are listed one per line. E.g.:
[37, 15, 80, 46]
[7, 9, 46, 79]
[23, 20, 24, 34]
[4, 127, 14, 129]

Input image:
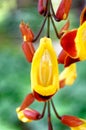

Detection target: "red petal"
[23, 109, 41, 120]
[61, 115, 84, 127]
[58, 49, 67, 64]
[56, 0, 72, 21]
[61, 29, 77, 58]
[65, 55, 80, 67]
[80, 7, 86, 25]
[22, 41, 35, 62]
[20, 93, 35, 111]
[38, 0, 48, 15]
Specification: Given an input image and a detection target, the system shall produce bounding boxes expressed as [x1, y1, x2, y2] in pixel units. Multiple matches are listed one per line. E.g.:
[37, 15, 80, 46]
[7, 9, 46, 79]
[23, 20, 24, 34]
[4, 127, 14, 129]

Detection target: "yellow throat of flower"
[31, 37, 59, 96]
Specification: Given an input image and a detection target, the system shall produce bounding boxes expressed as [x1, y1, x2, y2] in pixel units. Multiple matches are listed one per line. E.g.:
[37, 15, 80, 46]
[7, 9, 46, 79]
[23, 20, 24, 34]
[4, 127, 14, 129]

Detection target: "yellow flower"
[59, 63, 77, 87]
[31, 37, 59, 96]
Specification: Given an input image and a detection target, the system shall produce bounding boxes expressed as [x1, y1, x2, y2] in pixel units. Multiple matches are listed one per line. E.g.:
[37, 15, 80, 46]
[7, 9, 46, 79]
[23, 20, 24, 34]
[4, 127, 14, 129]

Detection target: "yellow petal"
[75, 21, 86, 60]
[59, 63, 77, 86]
[31, 37, 59, 96]
[16, 107, 32, 122]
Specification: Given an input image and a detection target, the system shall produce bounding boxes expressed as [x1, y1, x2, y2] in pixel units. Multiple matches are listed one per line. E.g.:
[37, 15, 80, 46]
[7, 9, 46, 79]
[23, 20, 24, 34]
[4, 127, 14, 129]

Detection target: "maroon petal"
[65, 55, 80, 67]
[33, 91, 53, 102]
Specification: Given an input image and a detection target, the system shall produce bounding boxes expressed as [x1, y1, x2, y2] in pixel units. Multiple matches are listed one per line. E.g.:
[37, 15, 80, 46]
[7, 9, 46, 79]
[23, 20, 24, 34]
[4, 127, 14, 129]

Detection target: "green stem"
[50, 0, 59, 21]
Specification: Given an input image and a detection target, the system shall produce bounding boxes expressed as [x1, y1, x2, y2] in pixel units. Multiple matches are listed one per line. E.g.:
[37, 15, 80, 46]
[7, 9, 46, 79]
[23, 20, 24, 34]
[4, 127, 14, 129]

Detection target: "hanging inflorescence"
[16, 0, 86, 130]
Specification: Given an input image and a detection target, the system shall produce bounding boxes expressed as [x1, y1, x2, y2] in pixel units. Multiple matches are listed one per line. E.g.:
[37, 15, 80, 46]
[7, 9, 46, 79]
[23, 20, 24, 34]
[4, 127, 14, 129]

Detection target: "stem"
[50, 0, 59, 21]
[47, 15, 50, 37]
[38, 102, 47, 119]
[51, 99, 61, 120]
[47, 0, 51, 37]
[33, 15, 48, 42]
[48, 101, 53, 130]
[50, 16, 60, 39]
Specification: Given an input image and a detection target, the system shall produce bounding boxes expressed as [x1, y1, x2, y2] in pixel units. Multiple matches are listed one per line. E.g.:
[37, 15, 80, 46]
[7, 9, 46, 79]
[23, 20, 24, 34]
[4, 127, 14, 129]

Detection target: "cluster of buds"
[16, 0, 86, 130]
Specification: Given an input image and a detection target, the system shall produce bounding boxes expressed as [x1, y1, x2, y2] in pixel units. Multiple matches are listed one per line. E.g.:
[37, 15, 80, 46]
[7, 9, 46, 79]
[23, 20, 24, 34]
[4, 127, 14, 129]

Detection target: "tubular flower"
[58, 7, 86, 66]
[56, 0, 72, 21]
[31, 37, 59, 98]
[59, 63, 77, 88]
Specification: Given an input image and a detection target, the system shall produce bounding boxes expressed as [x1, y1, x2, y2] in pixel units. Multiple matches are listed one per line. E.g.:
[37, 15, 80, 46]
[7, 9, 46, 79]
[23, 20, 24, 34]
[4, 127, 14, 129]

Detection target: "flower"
[59, 63, 77, 88]
[58, 7, 86, 66]
[16, 37, 59, 122]
[31, 37, 59, 99]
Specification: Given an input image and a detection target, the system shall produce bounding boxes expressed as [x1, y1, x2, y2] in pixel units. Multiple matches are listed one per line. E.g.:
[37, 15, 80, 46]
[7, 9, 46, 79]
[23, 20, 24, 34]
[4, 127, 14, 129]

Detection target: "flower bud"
[61, 115, 84, 127]
[20, 22, 34, 42]
[56, 0, 72, 21]
[38, 0, 48, 16]
[23, 109, 41, 120]
[22, 41, 35, 62]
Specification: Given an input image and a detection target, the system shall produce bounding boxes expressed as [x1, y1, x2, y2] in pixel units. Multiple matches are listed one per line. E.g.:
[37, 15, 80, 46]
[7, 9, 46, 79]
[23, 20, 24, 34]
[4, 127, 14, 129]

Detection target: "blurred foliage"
[0, 0, 86, 130]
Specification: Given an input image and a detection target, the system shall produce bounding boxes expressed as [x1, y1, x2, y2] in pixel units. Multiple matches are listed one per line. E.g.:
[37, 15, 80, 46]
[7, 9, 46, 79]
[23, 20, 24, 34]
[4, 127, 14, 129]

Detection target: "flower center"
[38, 49, 53, 86]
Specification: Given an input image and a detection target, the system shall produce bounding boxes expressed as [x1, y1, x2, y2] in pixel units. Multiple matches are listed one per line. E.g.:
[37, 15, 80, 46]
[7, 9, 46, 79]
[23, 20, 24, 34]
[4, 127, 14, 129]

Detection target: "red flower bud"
[22, 41, 35, 62]
[23, 109, 41, 120]
[56, 0, 72, 21]
[20, 22, 34, 42]
[61, 115, 84, 127]
[38, 0, 48, 15]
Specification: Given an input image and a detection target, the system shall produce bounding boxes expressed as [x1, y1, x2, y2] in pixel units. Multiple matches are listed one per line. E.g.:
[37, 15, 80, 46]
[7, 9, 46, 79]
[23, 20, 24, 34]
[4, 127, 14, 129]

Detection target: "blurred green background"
[0, 0, 86, 130]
